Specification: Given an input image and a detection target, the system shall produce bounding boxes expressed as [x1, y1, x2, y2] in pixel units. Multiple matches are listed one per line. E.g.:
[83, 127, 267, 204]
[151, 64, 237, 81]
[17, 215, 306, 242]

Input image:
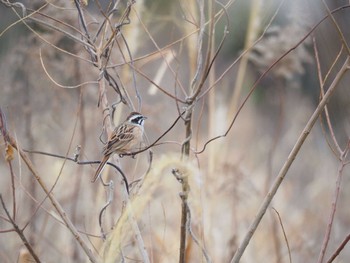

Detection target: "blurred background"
[0, 0, 350, 262]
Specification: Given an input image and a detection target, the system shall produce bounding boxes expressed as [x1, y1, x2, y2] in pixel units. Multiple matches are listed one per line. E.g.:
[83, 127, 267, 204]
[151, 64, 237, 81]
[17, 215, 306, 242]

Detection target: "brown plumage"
[92, 112, 146, 182]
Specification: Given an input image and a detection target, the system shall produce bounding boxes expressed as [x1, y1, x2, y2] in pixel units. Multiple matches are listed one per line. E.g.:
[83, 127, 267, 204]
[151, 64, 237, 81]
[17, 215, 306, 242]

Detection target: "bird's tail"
[91, 155, 110, 182]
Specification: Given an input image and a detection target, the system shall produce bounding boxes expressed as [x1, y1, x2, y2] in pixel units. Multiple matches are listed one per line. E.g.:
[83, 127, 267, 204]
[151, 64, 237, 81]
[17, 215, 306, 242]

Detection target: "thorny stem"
[230, 57, 350, 263]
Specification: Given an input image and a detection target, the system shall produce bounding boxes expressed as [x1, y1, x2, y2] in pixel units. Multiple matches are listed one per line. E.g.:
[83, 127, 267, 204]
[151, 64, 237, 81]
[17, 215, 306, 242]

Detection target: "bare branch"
[317, 141, 350, 263]
[0, 108, 98, 263]
[230, 57, 349, 263]
[196, 4, 350, 154]
[172, 168, 190, 263]
[313, 39, 344, 157]
[321, 0, 350, 55]
[271, 208, 292, 263]
[326, 233, 350, 263]
[0, 195, 41, 263]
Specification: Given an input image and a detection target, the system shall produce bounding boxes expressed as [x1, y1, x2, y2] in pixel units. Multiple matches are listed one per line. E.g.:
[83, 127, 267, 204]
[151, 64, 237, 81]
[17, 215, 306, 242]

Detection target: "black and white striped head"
[126, 112, 147, 126]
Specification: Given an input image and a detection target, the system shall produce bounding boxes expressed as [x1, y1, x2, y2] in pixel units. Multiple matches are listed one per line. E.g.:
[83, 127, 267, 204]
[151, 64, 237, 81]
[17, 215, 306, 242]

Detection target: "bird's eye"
[129, 114, 145, 125]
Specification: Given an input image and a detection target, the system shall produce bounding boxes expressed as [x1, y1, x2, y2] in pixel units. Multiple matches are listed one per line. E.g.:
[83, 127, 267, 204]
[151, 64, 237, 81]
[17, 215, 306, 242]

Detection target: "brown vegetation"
[0, 1, 350, 262]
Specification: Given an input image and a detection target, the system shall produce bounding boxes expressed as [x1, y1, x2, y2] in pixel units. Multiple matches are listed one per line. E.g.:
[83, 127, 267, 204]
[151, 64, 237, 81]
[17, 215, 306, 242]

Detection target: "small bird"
[92, 112, 147, 182]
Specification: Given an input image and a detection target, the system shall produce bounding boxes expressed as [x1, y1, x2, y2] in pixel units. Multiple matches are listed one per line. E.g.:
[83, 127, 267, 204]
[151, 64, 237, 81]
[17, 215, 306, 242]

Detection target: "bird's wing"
[103, 124, 135, 155]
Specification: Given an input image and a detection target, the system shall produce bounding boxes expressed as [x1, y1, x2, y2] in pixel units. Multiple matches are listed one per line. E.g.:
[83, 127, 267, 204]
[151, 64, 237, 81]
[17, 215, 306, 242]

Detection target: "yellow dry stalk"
[102, 154, 201, 262]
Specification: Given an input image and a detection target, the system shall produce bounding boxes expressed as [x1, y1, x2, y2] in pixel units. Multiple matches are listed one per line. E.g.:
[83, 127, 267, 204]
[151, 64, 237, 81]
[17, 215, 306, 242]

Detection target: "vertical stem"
[179, 177, 190, 263]
[229, 0, 262, 116]
[208, 0, 216, 177]
[179, 110, 192, 263]
[96, 48, 150, 262]
[173, 167, 190, 263]
[182, 112, 192, 157]
[72, 59, 85, 261]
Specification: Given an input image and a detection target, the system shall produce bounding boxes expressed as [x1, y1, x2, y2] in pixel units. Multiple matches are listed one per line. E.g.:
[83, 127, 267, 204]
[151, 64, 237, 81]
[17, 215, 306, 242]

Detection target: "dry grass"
[0, 1, 350, 263]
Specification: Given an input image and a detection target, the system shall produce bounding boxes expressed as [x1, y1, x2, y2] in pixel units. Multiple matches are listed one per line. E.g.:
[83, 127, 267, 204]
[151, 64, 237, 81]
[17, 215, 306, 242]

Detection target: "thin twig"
[186, 204, 212, 263]
[321, 0, 350, 55]
[317, 141, 350, 263]
[123, 110, 185, 156]
[99, 180, 114, 240]
[313, 38, 344, 157]
[23, 149, 130, 194]
[0, 108, 98, 262]
[132, 5, 187, 97]
[0, 195, 41, 263]
[196, 4, 350, 155]
[326, 233, 350, 263]
[73, 0, 91, 42]
[230, 57, 349, 263]
[131, 66, 186, 103]
[118, 31, 141, 111]
[271, 208, 292, 263]
[95, 17, 150, 261]
[188, 0, 205, 99]
[1, 1, 96, 63]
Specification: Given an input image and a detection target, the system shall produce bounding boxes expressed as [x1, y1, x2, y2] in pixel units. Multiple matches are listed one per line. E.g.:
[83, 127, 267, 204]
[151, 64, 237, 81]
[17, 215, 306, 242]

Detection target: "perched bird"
[92, 112, 147, 182]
